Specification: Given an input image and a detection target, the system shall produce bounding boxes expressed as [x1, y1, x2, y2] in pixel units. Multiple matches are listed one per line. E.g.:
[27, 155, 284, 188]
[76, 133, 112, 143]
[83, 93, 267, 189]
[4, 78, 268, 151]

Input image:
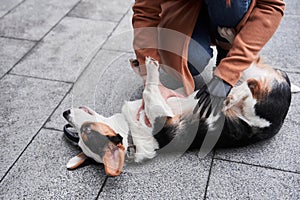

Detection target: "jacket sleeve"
[132, 0, 163, 76]
[214, 0, 285, 86]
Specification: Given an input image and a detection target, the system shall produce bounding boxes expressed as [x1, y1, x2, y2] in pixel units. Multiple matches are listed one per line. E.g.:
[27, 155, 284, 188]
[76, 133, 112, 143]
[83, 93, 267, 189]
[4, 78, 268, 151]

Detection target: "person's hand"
[193, 76, 232, 118]
[137, 83, 185, 127]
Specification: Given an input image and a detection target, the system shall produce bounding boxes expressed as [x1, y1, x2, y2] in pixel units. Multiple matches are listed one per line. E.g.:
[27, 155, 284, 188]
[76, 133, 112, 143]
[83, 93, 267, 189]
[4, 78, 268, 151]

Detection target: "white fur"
[122, 100, 159, 162]
[223, 82, 270, 128]
[291, 83, 300, 93]
[143, 57, 175, 125]
[218, 27, 235, 44]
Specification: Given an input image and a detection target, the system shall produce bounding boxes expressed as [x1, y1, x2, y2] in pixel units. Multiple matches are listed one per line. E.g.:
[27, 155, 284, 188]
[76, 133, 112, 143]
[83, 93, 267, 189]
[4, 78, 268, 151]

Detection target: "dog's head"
[223, 61, 291, 137]
[63, 106, 125, 176]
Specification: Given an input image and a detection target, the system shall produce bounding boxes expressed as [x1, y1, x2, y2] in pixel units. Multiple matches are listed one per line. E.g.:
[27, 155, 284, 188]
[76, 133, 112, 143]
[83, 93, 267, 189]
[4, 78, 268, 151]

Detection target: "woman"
[132, 0, 285, 123]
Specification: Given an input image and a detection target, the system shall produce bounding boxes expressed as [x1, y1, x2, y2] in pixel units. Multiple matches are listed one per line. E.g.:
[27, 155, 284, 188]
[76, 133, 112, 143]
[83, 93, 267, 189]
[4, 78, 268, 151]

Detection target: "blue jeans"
[188, 0, 252, 76]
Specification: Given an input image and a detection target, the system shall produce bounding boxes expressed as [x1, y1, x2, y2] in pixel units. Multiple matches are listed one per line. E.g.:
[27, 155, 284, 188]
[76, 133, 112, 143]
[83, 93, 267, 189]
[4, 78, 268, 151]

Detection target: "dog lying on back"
[63, 53, 291, 176]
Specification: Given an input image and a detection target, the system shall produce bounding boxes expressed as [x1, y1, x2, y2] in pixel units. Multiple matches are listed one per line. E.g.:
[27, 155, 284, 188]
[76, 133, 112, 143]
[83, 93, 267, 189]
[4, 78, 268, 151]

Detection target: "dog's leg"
[218, 27, 235, 45]
[143, 57, 175, 124]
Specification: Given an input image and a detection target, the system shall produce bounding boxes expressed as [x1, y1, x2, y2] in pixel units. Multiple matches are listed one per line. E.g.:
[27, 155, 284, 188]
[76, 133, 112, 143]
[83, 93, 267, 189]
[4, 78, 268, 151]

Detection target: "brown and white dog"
[63, 28, 292, 176]
[63, 55, 291, 176]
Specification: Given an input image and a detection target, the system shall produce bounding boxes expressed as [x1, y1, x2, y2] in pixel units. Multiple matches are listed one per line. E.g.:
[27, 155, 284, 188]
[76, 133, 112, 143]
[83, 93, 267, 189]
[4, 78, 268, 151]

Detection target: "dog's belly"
[167, 91, 198, 115]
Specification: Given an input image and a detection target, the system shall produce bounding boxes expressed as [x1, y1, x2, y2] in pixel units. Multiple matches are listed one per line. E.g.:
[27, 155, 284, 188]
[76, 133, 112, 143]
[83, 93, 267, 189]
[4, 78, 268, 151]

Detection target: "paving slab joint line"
[101, 48, 134, 54]
[9, 73, 74, 84]
[0, 41, 39, 81]
[0, 84, 74, 184]
[0, 0, 26, 19]
[203, 150, 216, 200]
[43, 127, 64, 133]
[66, 15, 120, 23]
[96, 176, 109, 199]
[286, 70, 300, 75]
[0, 0, 83, 82]
[0, 35, 38, 42]
[214, 157, 300, 175]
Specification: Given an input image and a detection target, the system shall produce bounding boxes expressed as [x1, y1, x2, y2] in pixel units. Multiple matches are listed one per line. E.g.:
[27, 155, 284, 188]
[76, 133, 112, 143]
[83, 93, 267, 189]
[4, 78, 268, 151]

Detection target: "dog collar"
[125, 130, 136, 162]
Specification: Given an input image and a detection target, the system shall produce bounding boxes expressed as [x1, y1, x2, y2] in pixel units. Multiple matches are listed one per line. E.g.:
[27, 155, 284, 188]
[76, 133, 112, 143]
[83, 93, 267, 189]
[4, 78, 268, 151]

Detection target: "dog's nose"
[63, 110, 71, 120]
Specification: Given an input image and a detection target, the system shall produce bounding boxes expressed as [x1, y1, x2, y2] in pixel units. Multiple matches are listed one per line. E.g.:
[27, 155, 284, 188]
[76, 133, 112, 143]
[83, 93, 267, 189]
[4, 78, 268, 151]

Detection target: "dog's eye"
[81, 125, 92, 134]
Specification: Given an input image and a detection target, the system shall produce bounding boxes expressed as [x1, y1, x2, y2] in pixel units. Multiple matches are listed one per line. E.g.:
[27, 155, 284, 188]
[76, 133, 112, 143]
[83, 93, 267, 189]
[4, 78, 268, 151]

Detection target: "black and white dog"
[63, 53, 291, 176]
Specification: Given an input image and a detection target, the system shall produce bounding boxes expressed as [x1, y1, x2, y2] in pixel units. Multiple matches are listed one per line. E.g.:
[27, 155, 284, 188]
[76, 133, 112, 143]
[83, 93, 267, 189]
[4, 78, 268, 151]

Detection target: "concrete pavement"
[0, 0, 299, 199]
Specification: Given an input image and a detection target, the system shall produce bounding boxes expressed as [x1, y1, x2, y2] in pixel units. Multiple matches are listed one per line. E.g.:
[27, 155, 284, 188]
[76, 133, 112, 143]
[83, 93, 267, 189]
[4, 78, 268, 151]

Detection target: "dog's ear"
[102, 143, 125, 176]
[247, 78, 264, 100]
[66, 152, 88, 170]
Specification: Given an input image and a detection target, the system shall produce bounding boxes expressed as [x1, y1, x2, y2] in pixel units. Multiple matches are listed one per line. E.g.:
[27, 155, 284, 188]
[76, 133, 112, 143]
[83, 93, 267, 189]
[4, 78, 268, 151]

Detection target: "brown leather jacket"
[132, 0, 285, 95]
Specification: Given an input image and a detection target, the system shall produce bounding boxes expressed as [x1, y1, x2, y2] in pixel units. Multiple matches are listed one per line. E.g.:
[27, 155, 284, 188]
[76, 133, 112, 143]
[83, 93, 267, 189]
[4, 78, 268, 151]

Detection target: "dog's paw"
[218, 27, 235, 44]
[291, 83, 300, 93]
[145, 56, 159, 68]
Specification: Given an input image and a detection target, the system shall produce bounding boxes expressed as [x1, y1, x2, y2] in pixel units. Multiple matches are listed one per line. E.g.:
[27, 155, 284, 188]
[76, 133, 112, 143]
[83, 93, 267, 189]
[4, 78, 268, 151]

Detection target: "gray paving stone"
[100, 152, 212, 199]
[11, 17, 116, 82]
[0, 37, 35, 78]
[206, 160, 300, 199]
[45, 50, 141, 130]
[215, 72, 300, 173]
[0, 129, 106, 199]
[103, 10, 133, 52]
[0, 0, 80, 41]
[284, 0, 300, 16]
[0, 0, 23, 17]
[215, 122, 300, 173]
[261, 16, 300, 73]
[90, 52, 141, 117]
[68, 0, 133, 22]
[285, 72, 300, 125]
[0, 75, 71, 179]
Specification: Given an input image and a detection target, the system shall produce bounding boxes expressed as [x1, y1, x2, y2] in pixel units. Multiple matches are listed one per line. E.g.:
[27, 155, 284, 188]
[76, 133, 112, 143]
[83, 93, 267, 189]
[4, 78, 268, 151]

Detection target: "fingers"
[193, 93, 211, 117]
[197, 91, 209, 108]
[204, 98, 224, 118]
[194, 96, 224, 119]
[195, 85, 207, 99]
[205, 105, 212, 119]
[193, 89, 209, 115]
[199, 97, 211, 118]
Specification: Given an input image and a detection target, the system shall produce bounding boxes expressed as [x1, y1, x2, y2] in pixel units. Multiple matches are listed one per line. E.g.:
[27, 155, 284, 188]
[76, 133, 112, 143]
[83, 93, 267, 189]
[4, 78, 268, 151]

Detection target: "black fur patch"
[153, 77, 291, 150]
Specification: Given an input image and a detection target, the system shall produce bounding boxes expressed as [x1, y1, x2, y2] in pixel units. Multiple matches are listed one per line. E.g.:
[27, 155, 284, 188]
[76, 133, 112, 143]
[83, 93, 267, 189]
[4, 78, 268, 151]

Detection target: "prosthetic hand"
[193, 76, 232, 118]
